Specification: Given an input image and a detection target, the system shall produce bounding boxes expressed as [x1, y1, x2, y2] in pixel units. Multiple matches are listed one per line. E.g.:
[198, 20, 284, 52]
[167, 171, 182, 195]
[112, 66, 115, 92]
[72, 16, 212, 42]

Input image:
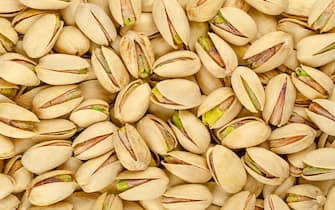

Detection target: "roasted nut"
[264, 194, 290, 210]
[109, 0, 141, 27]
[0, 135, 15, 159]
[19, 0, 71, 10]
[0, 18, 18, 54]
[0, 0, 26, 17]
[186, 0, 225, 22]
[0, 194, 20, 210]
[221, 190, 256, 210]
[92, 192, 123, 210]
[308, 0, 335, 32]
[244, 0, 288, 15]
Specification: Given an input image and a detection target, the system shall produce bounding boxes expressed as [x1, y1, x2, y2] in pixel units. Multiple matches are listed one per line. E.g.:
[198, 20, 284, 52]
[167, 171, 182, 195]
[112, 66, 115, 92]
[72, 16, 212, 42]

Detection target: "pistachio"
[109, 0, 141, 27]
[0, 135, 14, 160]
[264, 194, 290, 210]
[92, 192, 123, 210]
[195, 66, 224, 95]
[12, 9, 49, 34]
[0, 194, 20, 210]
[308, 0, 335, 32]
[244, 0, 288, 15]
[221, 191, 256, 210]
[0, 18, 18, 54]
[0, 0, 26, 17]
[0, 174, 15, 200]
[186, 0, 225, 22]
[19, 0, 71, 10]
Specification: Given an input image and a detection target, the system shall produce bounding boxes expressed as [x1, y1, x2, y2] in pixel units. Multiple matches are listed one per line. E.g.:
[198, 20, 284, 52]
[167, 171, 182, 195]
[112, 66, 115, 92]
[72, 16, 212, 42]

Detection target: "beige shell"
[0, 135, 14, 159]
[221, 191, 256, 210]
[0, 18, 18, 53]
[0, 0, 26, 17]
[12, 9, 47, 34]
[92, 193, 123, 210]
[0, 194, 20, 210]
[19, 0, 71, 10]
[0, 174, 14, 200]
[109, 0, 142, 27]
[325, 185, 335, 210]
[308, 0, 335, 32]
[186, 0, 225, 22]
[245, 0, 288, 15]
[264, 194, 290, 210]
[195, 66, 224, 95]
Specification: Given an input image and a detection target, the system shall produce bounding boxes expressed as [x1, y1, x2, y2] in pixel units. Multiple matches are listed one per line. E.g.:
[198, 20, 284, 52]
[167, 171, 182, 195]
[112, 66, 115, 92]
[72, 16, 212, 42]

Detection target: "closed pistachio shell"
[195, 66, 224, 95]
[75, 151, 123, 192]
[32, 85, 84, 119]
[297, 33, 335, 67]
[269, 123, 316, 154]
[206, 145, 247, 193]
[0, 135, 14, 159]
[186, 0, 225, 22]
[210, 7, 257, 46]
[221, 191, 256, 210]
[249, 9, 277, 39]
[109, 0, 141, 27]
[231, 66, 265, 113]
[0, 0, 26, 17]
[22, 140, 72, 174]
[263, 73, 296, 127]
[242, 147, 290, 185]
[92, 192, 123, 210]
[0, 194, 20, 210]
[0, 18, 18, 54]
[0, 102, 39, 139]
[23, 14, 63, 58]
[325, 185, 335, 210]
[0, 53, 38, 86]
[264, 194, 290, 210]
[11, 9, 48, 34]
[114, 80, 151, 123]
[0, 174, 14, 200]
[19, 0, 71, 10]
[152, 0, 190, 49]
[151, 79, 201, 110]
[308, 0, 335, 33]
[198, 87, 242, 129]
[57, 157, 82, 174]
[60, 0, 81, 25]
[161, 184, 212, 210]
[72, 121, 118, 160]
[245, 0, 288, 15]
[195, 32, 238, 78]
[244, 31, 293, 73]
[215, 117, 271, 149]
[28, 170, 76, 206]
[75, 3, 117, 46]
[153, 50, 201, 78]
[116, 167, 169, 201]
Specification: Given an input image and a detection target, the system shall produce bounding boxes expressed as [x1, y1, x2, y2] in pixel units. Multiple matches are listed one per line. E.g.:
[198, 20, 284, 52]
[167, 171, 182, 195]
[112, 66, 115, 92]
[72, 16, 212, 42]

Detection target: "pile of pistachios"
[1, 0, 335, 209]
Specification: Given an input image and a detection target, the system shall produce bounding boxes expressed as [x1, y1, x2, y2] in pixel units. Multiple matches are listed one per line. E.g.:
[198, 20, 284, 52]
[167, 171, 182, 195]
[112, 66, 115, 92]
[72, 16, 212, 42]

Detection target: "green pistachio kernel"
[117, 180, 129, 192]
[295, 68, 310, 77]
[171, 112, 183, 130]
[198, 36, 214, 53]
[303, 166, 333, 175]
[211, 12, 228, 25]
[152, 87, 163, 101]
[286, 193, 299, 203]
[202, 107, 224, 126]
[57, 174, 73, 182]
[78, 68, 89, 74]
[91, 105, 106, 113]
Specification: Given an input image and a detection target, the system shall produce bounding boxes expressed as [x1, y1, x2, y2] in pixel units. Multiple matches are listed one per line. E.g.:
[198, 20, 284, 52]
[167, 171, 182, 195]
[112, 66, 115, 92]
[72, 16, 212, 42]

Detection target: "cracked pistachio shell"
[292, 65, 334, 100]
[92, 46, 129, 94]
[75, 3, 117, 46]
[65, 191, 99, 210]
[109, 0, 141, 27]
[119, 31, 155, 79]
[0, 18, 18, 54]
[302, 148, 335, 181]
[248, 9, 277, 39]
[318, 133, 335, 148]
[195, 66, 224, 95]
[0, 194, 20, 210]
[325, 185, 335, 210]
[221, 191, 256, 210]
[0, 53, 38, 86]
[285, 184, 326, 210]
[22, 140, 72, 174]
[0, 134, 14, 159]
[264, 194, 290, 210]
[231, 66, 265, 113]
[205, 181, 231, 206]
[151, 79, 201, 110]
[262, 176, 296, 199]
[287, 143, 316, 175]
[79, 80, 116, 103]
[161, 184, 212, 210]
[113, 124, 151, 171]
[19, 0, 71, 10]
[206, 145, 246, 193]
[23, 14, 63, 58]
[210, 7, 257, 46]
[28, 170, 76, 206]
[75, 151, 123, 192]
[116, 167, 169, 201]
[114, 80, 151, 123]
[0, 102, 39, 139]
[297, 33, 335, 67]
[186, 0, 225, 22]
[169, 110, 211, 154]
[0, 0, 26, 17]
[11, 9, 48, 34]
[245, 0, 288, 15]
[243, 175, 264, 198]
[36, 54, 90, 85]
[72, 121, 118, 160]
[242, 147, 290, 185]
[60, 0, 81, 25]
[32, 85, 84, 119]
[69, 99, 109, 128]
[288, 106, 318, 129]
[263, 73, 296, 127]
[197, 87, 241, 129]
[195, 32, 238, 78]
[27, 202, 73, 210]
[152, 0, 190, 49]
[0, 79, 18, 100]
[215, 117, 271, 149]
[92, 192, 123, 210]
[136, 114, 178, 155]
[153, 50, 201, 78]
[269, 123, 316, 154]
[306, 99, 335, 135]
[139, 198, 165, 210]
[162, 150, 212, 183]
[188, 22, 209, 51]
[151, 36, 175, 58]
[308, 0, 335, 33]
[283, 0, 316, 20]
[0, 174, 14, 200]
[15, 85, 49, 110]
[57, 157, 82, 174]
[4, 155, 33, 193]
[244, 31, 293, 73]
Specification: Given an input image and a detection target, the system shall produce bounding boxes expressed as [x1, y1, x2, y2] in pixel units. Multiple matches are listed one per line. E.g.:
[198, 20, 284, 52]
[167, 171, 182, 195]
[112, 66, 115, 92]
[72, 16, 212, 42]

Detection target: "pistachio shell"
[0, 18, 18, 54]
[27, 202, 73, 210]
[0, 134, 14, 159]
[221, 191, 256, 210]
[92, 192, 123, 210]
[186, 0, 225, 22]
[0, 0, 26, 17]
[0, 194, 20, 210]
[308, 0, 335, 32]
[325, 185, 335, 210]
[245, 0, 288, 15]
[32, 119, 76, 142]
[0, 174, 14, 200]
[109, 0, 142, 27]
[19, 0, 71, 10]
[264, 194, 290, 210]
[262, 176, 296, 199]
[195, 66, 224, 95]
[12, 9, 48, 34]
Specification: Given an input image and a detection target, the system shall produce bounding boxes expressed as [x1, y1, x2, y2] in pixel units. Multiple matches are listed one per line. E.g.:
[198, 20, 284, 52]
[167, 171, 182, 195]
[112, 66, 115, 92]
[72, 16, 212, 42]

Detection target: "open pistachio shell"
[0, 134, 14, 159]
[215, 117, 271, 149]
[210, 7, 257, 46]
[231, 66, 265, 113]
[0, 18, 18, 54]
[116, 167, 169, 201]
[72, 121, 118, 160]
[22, 140, 72, 174]
[32, 85, 84, 119]
[262, 176, 296, 199]
[0, 194, 20, 210]
[0, 174, 14, 200]
[242, 147, 290, 185]
[186, 0, 225, 22]
[162, 150, 212, 183]
[91, 46, 130, 94]
[152, 0, 190, 49]
[75, 3, 117, 46]
[92, 192, 123, 210]
[19, 0, 71, 10]
[245, 0, 288, 15]
[151, 79, 201, 110]
[198, 87, 241, 129]
[221, 191, 256, 210]
[0, 0, 26, 17]
[75, 151, 123, 192]
[0, 102, 39, 139]
[318, 133, 335, 148]
[109, 0, 141, 27]
[0, 79, 18, 100]
[28, 170, 76, 206]
[161, 184, 212, 210]
[65, 191, 99, 210]
[195, 66, 224, 95]
[12, 9, 47, 34]
[325, 185, 335, 210]
[244, 31, 293, 73]
[113, 124, 151, 171]
[264, 194, 290, 210]
[243, 175, 264, 198]
[206, 145, 246, 193]
[308, 0, 335, 33]
[23, 14, 63, 58]
[14, 85, 49, 110]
